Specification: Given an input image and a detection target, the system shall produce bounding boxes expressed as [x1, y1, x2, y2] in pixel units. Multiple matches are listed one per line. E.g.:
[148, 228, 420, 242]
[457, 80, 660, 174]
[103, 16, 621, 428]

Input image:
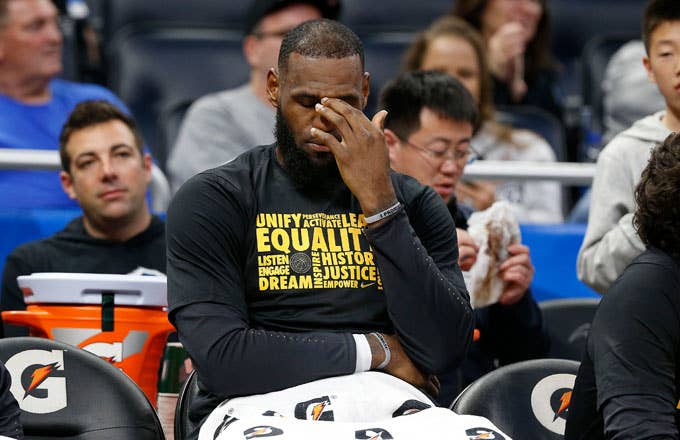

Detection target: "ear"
[143, 153, 152, 184]
[383, 128, 400, 162]
[60, 171, 77, 200]
[362, 71, 370, 109]
[266, 68, 280, 108]
[243, 35, 258, 66]
[643, 55, 656, 84]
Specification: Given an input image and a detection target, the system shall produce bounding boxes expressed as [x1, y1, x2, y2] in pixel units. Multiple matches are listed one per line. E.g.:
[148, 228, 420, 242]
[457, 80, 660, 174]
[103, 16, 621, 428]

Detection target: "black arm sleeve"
[167, 174, 356, 397]
[602, 394, 679, 440]
[363, 188, 474, 374]
[173, 302, 355, 398]
[474, 290, 549, 365]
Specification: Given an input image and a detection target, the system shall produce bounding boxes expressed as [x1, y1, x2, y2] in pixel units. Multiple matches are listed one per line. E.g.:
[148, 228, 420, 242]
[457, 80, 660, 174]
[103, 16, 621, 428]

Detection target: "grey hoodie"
[577, 111, 671, 293]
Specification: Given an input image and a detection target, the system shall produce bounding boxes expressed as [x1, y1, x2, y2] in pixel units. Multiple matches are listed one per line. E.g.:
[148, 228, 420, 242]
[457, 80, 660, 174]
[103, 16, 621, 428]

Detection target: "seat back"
[339, 0, 450, 34]
[362, 32, 415, 116]
[550, 0, 643, 65]
[581, 33, 636, 134]
[519, 223, 599, 302]
[107, 27, 248, 166]
[0, 337, 164, 439]
[539, 298, 600, 362]
[452, 358, 580, 439]
[495, 105, 567, 161]
[174, 369, 200, 440]
[101, 0, 249, 45]
[156, 100, 193, 173]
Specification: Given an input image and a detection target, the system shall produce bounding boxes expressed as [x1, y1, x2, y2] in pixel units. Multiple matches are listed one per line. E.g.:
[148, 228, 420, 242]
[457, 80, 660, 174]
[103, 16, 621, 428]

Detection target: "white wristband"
[372, 332, 391, 370]
[364, 202, 402, 225]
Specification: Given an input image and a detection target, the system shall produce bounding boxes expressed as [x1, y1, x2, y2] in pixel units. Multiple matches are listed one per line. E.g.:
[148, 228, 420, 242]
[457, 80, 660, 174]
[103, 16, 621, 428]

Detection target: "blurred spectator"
[167, 0, 340, 191]
[567, 131, 680, 439]
[403, 16, 562, 223]
[382, 70, 548, 406]
[577, 0, 679, 293]
[1, 101, 165, 337]
[451, 0, 563, 120]
[602, 40, 665, 145]
[0, 0, 131, 209]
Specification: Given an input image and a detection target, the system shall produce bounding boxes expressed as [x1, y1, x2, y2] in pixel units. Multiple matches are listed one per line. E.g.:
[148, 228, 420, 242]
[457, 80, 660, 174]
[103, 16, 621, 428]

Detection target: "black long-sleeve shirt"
[566, 248, 680, 439]
[167, 145, 473, 425]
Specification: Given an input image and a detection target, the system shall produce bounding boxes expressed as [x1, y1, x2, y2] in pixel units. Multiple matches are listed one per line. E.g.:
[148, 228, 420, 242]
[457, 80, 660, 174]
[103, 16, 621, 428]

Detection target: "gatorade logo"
[81, 342, 123, 363]
[5, 349, 67, 414]
[466, 427, 506, 439]
[355, 428, 394, 439]
[530, 373, 576, 435]
[243, 426, 284, 438]
[294, 396, 334, 421]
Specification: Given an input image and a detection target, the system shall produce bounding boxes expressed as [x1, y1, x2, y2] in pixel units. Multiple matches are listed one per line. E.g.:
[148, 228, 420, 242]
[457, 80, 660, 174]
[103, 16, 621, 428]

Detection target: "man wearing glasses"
[168, 0, 340, 191]
[381, 71, 548, 406]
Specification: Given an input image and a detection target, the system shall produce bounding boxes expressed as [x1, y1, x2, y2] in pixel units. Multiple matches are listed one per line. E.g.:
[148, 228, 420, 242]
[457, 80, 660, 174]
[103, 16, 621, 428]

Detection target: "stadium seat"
[539, 298, 600, 362]
[496, 105, 567, 161]
[156, 100, 193, 171]
[0, 337, 165, 439]
[580, 33, 638, 134]
[0, 208, 80, 283]
[101, 0, 250, 45]
[362, 32, 415, 115]
[174, 369, 200, 440]
[550, 0, 643, 65]
[339, 0, 450, 35]
[451, 358, 580, 439]
[107, 27, 248, 168]
[519, 223, 599, 302]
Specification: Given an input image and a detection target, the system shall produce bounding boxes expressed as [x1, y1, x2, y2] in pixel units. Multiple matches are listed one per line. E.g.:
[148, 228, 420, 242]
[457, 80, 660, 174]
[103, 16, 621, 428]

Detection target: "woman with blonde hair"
[402, 15, 563, 223]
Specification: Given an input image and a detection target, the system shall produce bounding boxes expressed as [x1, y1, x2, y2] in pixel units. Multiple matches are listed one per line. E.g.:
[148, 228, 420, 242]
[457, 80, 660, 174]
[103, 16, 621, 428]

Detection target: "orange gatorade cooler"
[1, 273, 174, 407]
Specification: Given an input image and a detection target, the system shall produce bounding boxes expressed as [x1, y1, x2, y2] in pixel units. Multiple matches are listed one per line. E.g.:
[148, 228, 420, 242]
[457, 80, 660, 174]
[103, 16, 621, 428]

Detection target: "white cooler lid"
[18, 273, 167, 307]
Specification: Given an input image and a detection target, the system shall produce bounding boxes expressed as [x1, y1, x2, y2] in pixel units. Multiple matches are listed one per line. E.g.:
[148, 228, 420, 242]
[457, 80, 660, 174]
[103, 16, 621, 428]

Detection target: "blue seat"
[107, 27, 248, 170]
[519, 223, 599, 302]
[0, 209, 80, 286]
[362, 32, 416, 116]
[496, 105, 567, 162]
[340, 0, 450, 34]
[581, 33, 638, 135]
[101, 0, 249, 44]
[550, 0, 643, 65]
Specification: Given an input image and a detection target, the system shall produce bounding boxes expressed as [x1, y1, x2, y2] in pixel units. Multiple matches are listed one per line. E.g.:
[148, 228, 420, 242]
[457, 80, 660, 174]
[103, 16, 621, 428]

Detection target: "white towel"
[199, 371, 511, 439]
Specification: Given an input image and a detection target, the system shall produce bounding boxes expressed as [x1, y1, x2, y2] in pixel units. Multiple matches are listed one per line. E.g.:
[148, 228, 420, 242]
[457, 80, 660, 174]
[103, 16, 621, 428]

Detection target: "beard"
[275, 107, 342, 194]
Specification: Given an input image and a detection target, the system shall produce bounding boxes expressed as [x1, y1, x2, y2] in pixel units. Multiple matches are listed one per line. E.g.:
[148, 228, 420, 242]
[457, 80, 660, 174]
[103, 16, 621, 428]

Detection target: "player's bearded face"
[276, 107, 342, 192]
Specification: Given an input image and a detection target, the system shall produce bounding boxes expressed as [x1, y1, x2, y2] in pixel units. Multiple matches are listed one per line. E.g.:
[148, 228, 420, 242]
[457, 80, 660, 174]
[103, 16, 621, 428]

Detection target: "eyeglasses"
[399, 136, 480, 167]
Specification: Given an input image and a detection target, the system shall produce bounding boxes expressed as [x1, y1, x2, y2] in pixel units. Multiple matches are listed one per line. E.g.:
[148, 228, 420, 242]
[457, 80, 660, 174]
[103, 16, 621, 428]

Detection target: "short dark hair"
[59, 100, 143, 173]
[379, 70, 479, 141]
[642, 0, 680, 53]
[277, 18, 363, 77]
[634, 132, 680, 260]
